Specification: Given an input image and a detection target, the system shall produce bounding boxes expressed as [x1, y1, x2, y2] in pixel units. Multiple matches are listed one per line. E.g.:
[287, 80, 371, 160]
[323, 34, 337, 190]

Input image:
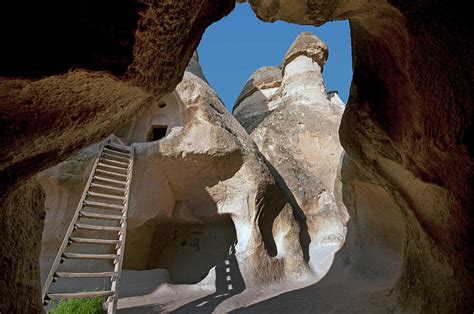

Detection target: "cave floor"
[117, 244, 397, 313]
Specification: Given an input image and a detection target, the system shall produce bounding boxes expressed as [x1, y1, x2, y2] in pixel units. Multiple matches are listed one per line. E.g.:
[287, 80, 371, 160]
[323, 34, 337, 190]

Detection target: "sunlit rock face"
[233, 66, 282, 131]
[37, 54, 312, 307]
[234, 32, 348, 280]
[2, 0, 472, 312]
[247, 0, 474, 312]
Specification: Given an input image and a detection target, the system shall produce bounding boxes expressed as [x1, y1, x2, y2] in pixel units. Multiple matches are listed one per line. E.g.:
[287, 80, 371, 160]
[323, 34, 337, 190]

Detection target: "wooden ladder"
[42, 141, 135, 314]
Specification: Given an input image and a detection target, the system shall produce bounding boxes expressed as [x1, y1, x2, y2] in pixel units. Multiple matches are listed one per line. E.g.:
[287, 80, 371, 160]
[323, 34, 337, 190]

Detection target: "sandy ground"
[117, 243, 397, 313]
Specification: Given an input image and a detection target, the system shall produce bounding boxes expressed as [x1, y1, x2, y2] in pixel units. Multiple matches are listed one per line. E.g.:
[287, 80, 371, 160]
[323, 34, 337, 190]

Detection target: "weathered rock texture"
[0, 1, 235, 312]
[38, 56, 313, 310]
[233, 33, 348, 277]
[247, 0, 474, 312]
[0, 178, 45, 312]
[2, 0, 473, 311]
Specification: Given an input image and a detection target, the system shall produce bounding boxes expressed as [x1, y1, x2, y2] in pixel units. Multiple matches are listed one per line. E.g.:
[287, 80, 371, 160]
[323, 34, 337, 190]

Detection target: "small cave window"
[148, 125, 168, 142]
[158, 102, 167, 108]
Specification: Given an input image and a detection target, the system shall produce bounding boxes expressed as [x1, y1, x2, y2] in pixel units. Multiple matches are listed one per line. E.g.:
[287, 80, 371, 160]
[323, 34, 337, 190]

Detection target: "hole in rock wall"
[115, 93, 185, 144]
[124, 215, 237, 284]
[148, 125, 168, 142]
[197, 3, 352, 111]
[145, 216, 237, 284]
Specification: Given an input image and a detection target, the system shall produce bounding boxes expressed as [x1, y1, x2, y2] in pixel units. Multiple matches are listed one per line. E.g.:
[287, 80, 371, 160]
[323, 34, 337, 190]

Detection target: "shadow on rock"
[172, 244, 245, 313]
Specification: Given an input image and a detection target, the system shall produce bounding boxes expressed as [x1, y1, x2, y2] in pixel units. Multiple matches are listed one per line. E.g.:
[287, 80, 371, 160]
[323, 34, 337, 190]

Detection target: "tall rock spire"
[281, 32, 329, 105]
[232, 32, 347, 287]
[283, 32, 328, 70]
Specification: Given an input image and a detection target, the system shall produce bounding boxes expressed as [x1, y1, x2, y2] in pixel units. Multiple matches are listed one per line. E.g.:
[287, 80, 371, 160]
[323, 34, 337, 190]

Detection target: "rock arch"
[0, 0, 473, 312]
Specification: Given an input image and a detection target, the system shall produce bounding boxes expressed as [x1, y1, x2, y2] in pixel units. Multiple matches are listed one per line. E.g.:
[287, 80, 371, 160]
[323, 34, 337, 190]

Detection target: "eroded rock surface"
[0, 2, 235, 311]
[2, 0, 473, 312]
[38, 55, 313, 311]
[0, 178, 45, 312]
[247, 0, 474, 311]
[234, 33, 347, 277]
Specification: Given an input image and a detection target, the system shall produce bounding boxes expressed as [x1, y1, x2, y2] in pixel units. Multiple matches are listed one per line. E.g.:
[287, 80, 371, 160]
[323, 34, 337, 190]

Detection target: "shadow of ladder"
[41, 140, 135, 314]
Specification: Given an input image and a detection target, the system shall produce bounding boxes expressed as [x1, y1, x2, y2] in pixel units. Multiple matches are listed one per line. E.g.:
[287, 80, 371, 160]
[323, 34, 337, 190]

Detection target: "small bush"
[49, 297, 105, 314]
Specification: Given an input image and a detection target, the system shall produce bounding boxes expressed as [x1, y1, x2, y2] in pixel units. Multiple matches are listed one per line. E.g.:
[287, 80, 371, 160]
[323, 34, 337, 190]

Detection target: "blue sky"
[197, 3, 352, 111]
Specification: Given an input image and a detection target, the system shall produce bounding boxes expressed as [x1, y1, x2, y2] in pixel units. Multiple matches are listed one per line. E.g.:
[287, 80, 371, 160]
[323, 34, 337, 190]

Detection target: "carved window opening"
[148, 125, 168, 142]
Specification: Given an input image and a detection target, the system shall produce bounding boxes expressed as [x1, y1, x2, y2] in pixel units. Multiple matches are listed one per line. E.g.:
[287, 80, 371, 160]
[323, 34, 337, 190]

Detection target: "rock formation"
[38, 52, 314, 311]
[0, 2, 235, 312]
[1, 0, 473, 312]
[232, 33, 405, 312]
[246, 0, 474, 312]
[234, 33, 348, 276]
[38, 32, 402, 313]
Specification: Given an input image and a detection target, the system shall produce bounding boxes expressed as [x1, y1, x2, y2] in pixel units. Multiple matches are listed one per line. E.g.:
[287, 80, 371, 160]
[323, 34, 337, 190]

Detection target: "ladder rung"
[90, 183, 126, 193]
[96, 168, 128, 178]
[75, 223, 123, 232]
[42, 142, 133, 312]
[103, 147, 130, 157]
[46, 290, 115, 300]
[102, 152, 130, 163]
[55, 271, 117, 278]
[106, 143, 131, 153]
[97, 163, 128, 172]
[80, 211, 125, 221]
[93, 176, 127, 185]
[100, 158, 129, 167]
[83, 200, 124, 210]
[69, 237, 120, 245]
[87, 191, 125, 200]
[62, 253, 119, 260]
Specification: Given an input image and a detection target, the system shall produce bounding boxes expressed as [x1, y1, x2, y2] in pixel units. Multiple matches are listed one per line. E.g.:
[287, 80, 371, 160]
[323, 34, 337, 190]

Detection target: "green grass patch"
[48, 297, 105, 314]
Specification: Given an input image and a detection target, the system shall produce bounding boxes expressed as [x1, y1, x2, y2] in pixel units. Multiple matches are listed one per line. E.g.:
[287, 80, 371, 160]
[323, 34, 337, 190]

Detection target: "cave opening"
[147, 125, 168, 142]
[146, 215, 237, 284]
[197, 2, 352, 111]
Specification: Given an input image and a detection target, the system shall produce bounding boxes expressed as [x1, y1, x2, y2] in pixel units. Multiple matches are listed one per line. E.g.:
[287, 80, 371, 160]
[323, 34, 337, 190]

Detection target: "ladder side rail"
[41, 141, 108, 303]
[108, 146, 134, 314]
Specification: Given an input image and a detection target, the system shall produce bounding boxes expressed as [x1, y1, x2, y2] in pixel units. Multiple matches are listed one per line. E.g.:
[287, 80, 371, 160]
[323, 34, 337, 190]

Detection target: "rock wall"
[247, 0, 474, 311]
[37, 144, 98, 287]
[0, 178, 45, 312]
[38, 56, 312, 302]
[1, 0, 473, 311]
[0, 1, 235, 187]
[0, 1, 235, 311]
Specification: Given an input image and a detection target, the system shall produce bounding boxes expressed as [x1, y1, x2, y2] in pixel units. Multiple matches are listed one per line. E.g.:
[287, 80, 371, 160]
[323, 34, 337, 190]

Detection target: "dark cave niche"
[147, 125, 168, 142]
[0, 0, 143, 78]
[148, 216, 237, 284]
